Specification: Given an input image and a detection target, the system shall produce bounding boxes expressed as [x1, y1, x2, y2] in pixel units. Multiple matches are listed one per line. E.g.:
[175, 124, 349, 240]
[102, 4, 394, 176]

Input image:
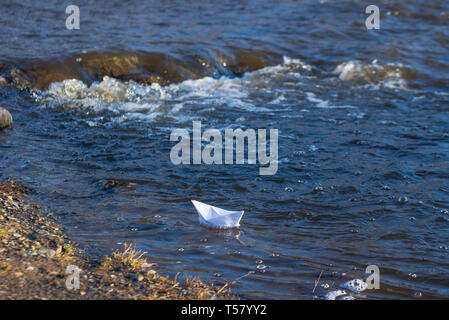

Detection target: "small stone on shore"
[0, 107, 13, 128]
[37, 248, 56, 258]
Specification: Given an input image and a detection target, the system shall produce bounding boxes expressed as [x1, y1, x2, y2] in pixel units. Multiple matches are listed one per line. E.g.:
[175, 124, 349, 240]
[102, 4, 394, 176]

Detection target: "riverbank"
[0, 179, 232, 300]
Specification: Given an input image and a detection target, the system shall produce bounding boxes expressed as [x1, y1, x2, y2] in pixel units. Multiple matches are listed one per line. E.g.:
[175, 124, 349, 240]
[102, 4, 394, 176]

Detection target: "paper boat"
[191, 200, 244, 229]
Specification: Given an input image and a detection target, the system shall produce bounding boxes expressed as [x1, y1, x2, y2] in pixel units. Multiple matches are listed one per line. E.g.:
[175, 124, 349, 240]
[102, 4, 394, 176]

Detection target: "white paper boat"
[191, 200, 244, 229]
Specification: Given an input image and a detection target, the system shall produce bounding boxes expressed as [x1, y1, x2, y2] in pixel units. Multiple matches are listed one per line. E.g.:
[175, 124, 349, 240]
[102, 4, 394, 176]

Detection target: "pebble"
[38, 248, 56, 258]
[0, 107, 13, 128]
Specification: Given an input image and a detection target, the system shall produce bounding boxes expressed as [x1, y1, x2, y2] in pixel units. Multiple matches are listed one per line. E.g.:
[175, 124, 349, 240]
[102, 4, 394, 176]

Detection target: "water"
[1, 0, 449, 299]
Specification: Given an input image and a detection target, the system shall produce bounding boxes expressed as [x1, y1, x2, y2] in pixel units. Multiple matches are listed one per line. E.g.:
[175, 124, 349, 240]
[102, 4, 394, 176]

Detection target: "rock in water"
[0, 107, 13, 128]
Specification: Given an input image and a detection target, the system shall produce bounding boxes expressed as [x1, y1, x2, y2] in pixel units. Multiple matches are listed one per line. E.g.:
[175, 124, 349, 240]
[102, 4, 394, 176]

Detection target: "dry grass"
[101, 243, 234, 300]
[312, 270, 323, 294]
[112, 243, 148, 271]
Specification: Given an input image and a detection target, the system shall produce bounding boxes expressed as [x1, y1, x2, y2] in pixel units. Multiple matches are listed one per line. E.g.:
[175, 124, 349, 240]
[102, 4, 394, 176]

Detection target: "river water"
[1, 0, 449, 299]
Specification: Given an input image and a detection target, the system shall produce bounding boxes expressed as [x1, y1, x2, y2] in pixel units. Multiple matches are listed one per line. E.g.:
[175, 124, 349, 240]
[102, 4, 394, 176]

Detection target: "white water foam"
[35, 56, 312, 126]
[306, 92, 356, 109]
[341, 279, 368, 293]
[333, 59, 408, 90]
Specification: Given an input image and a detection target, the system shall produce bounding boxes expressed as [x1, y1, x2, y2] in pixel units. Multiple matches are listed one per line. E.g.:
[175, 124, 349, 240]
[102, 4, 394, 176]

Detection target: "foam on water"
[341, 279, 368, 293]
[35, 56, 310, 126]
[324, 290, 348, 300]
[306, 92, 356, 109]
[333, 59, 408, 90]
[33, 56, 411, 129]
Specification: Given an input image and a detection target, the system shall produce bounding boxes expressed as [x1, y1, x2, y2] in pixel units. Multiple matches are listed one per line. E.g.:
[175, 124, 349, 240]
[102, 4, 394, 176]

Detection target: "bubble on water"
[293, 150, 306, 156]
[381, 185, 391, 190]
[256, 259, 263, 264]
[256, 264, 268, 272]
[178, 248, 184, 252]
[397, 196, 409, 204]
[408, 273, 417, 278]
[347, 112, 366, 119]
[409, 217, 416, 222]
[284, 187, 294, 192]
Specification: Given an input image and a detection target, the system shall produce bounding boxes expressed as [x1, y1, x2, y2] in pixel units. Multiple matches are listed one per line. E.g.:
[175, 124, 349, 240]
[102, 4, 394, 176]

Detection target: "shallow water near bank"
[1, 0, 449, 299]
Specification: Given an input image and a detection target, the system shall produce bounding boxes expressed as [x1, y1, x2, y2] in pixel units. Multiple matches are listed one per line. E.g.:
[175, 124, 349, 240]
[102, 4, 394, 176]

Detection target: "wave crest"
[333, 59, 408, 89]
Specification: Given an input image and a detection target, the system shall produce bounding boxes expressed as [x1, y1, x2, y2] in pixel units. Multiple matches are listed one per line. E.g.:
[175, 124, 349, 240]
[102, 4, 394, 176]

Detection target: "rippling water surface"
[1, 0, 449, 299]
